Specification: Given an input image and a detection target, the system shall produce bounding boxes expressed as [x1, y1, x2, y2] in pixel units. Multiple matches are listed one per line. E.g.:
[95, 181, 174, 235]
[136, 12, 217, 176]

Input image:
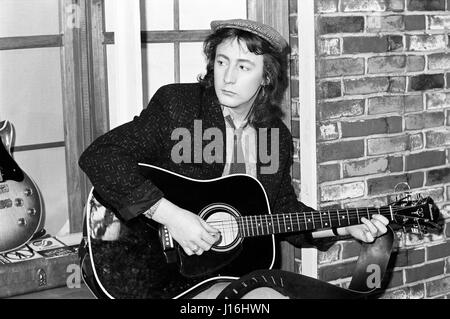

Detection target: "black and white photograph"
[0, 0, 449, 311]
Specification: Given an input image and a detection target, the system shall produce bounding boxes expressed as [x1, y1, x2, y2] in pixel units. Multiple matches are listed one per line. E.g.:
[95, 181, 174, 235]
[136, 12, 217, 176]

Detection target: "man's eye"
[216, 60, 225, 66]
[239, 65, 250, 71]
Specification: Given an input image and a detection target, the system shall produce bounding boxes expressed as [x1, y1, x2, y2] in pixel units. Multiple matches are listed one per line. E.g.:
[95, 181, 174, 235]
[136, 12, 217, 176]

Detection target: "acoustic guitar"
[0, 120, 43, 253]
[81, 164, 441, 299]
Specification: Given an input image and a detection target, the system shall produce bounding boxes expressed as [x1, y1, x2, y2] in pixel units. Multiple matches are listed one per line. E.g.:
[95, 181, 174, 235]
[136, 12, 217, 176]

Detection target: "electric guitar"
[0, 120, 44, 253]
[82, 164, 441, 299]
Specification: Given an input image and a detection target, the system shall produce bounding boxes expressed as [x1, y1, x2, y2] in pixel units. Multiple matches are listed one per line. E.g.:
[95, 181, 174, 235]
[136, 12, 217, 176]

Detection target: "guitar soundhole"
[199, 203, 242, 253]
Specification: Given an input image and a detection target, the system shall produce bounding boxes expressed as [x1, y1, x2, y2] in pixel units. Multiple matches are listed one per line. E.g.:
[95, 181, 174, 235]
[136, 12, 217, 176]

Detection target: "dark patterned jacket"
[79, 83, 313, 246]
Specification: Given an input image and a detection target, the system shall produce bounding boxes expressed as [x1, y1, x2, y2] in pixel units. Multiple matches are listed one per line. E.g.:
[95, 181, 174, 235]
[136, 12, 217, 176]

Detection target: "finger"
[184, 247, 194, 256]
[372, 214, 389, 225]
[194, 248, 203, 256]
[201, 219, 220, 235]
[371, 218, 388, 235]
[201, 231, 220, 245]
[361, 217, 378, 235]
[195, 239, 211, 252]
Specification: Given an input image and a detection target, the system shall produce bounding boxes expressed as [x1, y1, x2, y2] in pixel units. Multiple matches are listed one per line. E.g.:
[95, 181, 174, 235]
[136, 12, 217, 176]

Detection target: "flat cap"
[210, 19, 288, 52]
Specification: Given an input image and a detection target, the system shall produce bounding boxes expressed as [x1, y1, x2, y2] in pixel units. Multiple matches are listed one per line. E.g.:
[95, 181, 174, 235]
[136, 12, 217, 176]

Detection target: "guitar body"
[0, 121, 43, 253]
[86, 164, 276, 299]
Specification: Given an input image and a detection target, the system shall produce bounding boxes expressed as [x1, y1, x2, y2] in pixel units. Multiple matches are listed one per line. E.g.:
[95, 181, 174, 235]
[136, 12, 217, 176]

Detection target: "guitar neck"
[237, 206, 395, 238]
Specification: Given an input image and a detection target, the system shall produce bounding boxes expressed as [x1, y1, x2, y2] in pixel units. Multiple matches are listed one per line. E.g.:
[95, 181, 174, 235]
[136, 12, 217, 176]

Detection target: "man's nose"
[224, 66, 237, 84]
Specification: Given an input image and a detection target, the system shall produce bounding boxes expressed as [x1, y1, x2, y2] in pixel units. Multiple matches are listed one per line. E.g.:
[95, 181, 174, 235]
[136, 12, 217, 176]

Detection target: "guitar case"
[216, 227, 395, 299]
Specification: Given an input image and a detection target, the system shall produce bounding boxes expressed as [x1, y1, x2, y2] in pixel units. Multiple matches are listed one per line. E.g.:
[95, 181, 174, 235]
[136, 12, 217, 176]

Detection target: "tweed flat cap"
[210, 19, 288, 52]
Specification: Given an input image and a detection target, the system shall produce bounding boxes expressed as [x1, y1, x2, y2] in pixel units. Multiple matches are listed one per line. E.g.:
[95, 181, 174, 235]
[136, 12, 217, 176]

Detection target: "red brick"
[368, 55, 406, 74]
[407, 34, 446, 51]
[344, 196, 388, 209]
[409, 74, 445, 91]
[409, 283, 426, 299]
[428, 241, 450, 260]
[318, 81, 341, 99]
[368, 134, 416, 155]
[407, 0, 445, 11]
[391, 248, 425, 268]
[341, 0, 388, 12]
[405, 112, 445, 130]
[382, 270, 405, 289]
[343, 35, 403, 53]
[318, 38, 340, 56]
[405, 15, 426, 30]
[367, 172, 424, 195]
[319, 16, 364, 34]
[426, 130, 450, 148]
[344, 76, 405, 95]
[428, 53, 450, 70]
[320, 181, 365, 202]
[343, 157, 389, 177]
[426, 92, 450, 109]
[405, 260, 445, 283]
[429, 15, 450, 29]
[319, 163, 341, 182]
[318, 139, 365, 162]
[318, 122, 339, 141]
[426, 167, 450, 186]
[315, 0, 339, 13]
[319, 99, 365, 120]
[426, 275, 450, 297]
[319, 58, 365, 78]
[367, 15, 403, 32]
[368, 95, 423, 115]
[341, 116, 402, 138]
[406, 150, 446, 171]
[407, 55, 426, 72]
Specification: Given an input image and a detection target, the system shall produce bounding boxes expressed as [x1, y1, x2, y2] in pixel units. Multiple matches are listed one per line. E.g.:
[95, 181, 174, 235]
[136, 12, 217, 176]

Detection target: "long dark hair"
[198, 28, 290, 127]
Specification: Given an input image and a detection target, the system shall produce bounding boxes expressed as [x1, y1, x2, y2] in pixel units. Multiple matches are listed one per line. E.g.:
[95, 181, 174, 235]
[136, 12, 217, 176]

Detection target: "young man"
[79, 19, 388, 298]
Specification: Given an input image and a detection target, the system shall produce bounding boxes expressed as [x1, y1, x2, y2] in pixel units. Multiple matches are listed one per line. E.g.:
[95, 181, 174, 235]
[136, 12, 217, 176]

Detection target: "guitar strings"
[204, 206, 423, 232]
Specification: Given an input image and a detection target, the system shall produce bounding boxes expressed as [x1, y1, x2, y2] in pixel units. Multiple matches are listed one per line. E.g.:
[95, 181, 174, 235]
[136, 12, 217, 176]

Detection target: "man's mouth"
[221, 89, 236, 96]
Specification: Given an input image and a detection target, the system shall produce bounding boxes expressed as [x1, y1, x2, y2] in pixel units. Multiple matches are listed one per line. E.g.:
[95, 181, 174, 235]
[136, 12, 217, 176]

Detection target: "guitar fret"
[367, 207, 370, 219]
[246, 216, 250, 237]
[289, 214, 294, 231]
[319, 210, 324, 228]
[346, 209, 350, 225]
[296, 213, 300, 231]
[284, 214, 288, 232]
[303, 212, 308, 230]
[255, 216, 259, 236]
[271, 215, 275, 233]
[277, 214, 281, 234]
[388, 206, 393, 221]
[311, 211, 316, 229]
[356, 207, 360, 223]
[328, 211, 332, 228]
[265, 215, 269, 235]
[337, 209, 341, 226]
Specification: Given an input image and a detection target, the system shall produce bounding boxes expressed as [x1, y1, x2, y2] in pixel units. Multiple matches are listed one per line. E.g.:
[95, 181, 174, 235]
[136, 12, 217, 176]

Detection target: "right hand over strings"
[151, 198, 220, 255]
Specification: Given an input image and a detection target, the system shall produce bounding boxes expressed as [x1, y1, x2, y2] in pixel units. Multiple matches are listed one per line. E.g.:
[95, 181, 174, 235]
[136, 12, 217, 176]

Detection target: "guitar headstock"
[390, 195, 442, 237]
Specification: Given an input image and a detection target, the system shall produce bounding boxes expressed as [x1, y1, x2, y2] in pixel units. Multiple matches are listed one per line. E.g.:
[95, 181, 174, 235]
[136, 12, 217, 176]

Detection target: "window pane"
[0, 48, 64, 146]
[179, 0, 247, 30]
[140, 0, 174, 31]
[0, 0, 60, 37]
[14, 147, 69, 236]
[142, 44, 175, 105]
[180, 42, 206, 83]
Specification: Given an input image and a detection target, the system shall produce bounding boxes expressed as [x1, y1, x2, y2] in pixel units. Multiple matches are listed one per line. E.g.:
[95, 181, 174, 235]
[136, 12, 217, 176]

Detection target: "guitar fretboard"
[236, 207, 395, 238]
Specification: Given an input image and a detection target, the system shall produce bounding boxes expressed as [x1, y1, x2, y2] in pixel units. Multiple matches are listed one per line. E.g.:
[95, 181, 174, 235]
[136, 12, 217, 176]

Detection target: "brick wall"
[289, 0, 450, 299]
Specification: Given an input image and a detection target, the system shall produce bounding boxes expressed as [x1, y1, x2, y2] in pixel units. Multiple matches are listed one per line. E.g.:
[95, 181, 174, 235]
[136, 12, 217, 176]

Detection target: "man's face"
[213, 38, 264, 114]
